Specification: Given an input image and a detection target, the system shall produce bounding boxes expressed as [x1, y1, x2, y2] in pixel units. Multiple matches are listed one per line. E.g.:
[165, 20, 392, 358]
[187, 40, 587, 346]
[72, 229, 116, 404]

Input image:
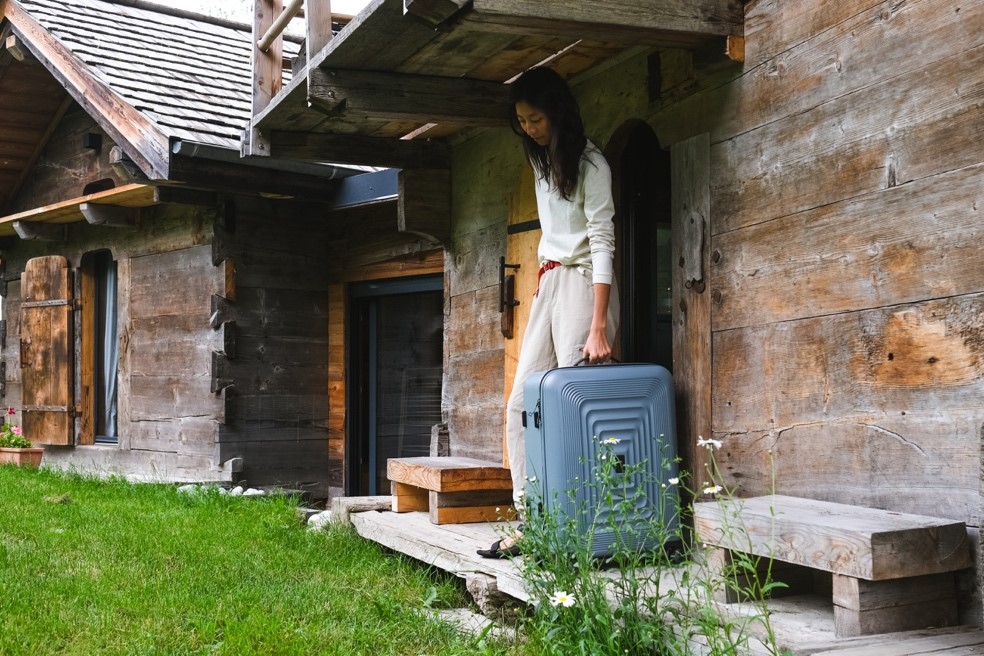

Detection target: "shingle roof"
[14, 0, 300, 149]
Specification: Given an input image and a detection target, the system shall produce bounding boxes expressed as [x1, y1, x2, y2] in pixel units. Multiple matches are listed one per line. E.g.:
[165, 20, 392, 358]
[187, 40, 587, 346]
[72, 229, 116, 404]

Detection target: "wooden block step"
[387, 457, 512, 492]
[694, 495, 972, 580]
[388, 457, 515, 525]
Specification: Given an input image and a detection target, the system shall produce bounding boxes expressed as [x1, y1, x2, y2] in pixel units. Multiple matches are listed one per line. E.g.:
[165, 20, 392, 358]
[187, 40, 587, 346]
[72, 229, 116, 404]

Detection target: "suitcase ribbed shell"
[524, 363, 679, 557]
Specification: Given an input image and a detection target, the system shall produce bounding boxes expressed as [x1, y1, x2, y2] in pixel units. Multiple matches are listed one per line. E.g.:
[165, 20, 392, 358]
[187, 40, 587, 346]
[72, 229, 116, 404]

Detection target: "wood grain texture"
[19, 255, 72, 445]
[693, 495, 972, 580]
[387, 456, 512, 492]
[671, 133, 712, 489]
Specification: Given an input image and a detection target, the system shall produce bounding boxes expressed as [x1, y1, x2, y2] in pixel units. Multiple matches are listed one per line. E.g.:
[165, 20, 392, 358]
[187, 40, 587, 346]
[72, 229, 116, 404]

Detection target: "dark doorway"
[346, 275, 444, 496]
[610, 122, 673, 369]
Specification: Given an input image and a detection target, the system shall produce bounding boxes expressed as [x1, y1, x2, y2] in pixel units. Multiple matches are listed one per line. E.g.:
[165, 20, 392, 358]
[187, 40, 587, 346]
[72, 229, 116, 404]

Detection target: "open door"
[20, 255, 74, 445]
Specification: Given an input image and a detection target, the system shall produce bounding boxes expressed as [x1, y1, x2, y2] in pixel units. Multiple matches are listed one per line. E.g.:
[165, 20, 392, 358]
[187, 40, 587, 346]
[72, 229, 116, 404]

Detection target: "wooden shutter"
[20, 256, 74, 446]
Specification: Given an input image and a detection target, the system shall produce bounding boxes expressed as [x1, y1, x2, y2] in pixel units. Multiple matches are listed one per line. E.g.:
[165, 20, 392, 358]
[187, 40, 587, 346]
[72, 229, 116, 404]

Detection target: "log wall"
[445, 0, 983, 530]
[0, 203, 225, 481]
[213, 195, 335, 490]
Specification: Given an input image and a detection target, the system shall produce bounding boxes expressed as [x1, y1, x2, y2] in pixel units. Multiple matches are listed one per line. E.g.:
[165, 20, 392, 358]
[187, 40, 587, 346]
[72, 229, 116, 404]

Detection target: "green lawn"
[0, 466, 508, 656]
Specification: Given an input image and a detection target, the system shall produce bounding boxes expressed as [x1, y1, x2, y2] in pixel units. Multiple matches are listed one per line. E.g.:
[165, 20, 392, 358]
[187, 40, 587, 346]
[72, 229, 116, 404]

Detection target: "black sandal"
[476, 538, 521, 559]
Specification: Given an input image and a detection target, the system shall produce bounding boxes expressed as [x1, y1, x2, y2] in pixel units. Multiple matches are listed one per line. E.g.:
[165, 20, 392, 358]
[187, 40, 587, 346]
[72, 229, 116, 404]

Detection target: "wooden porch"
[337, 502, 984, 655]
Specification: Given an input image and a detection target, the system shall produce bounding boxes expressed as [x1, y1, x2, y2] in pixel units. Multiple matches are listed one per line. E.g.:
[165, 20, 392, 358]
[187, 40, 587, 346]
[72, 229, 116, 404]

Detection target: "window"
[80, 250, 118, 444]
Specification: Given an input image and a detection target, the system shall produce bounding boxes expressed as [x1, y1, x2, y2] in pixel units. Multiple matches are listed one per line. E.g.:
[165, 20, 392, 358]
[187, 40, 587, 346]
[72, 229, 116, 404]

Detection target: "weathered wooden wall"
[0, 203, 225, 480]
[213, 195, 335, 490]
[701, 0, 984, 529]
[444, 0, 983, 530]
[11, 103, 123, 212]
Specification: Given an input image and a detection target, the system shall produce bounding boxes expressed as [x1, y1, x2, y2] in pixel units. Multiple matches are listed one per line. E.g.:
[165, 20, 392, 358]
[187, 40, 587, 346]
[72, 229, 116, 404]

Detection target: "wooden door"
[20, 256, 74, 445]
[502, 171, 541, 467]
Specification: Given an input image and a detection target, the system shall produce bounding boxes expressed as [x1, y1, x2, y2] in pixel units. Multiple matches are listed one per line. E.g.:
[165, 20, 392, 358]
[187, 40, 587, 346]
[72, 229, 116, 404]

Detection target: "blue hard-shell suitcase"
[523, 362, 679, 558]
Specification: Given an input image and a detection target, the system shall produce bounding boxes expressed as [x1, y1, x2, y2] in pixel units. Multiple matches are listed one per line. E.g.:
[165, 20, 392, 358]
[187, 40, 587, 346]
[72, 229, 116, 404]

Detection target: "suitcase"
[523, 362, 679, 558]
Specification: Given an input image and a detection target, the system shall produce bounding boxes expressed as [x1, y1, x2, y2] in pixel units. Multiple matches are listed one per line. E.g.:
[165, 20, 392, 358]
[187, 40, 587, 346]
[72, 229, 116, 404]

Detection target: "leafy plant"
[0, 407, 30, 448]
[513, 435, 788, 655]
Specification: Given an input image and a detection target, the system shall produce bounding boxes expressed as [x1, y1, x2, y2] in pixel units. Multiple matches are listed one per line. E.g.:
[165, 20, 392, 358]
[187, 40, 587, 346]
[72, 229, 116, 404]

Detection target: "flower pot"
[0, 447, 44, 468]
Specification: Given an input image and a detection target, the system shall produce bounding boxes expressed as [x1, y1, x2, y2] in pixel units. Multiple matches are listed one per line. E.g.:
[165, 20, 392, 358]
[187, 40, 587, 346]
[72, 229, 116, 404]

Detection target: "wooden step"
[387, 457, 514, 525]
[694, 495, 973, 638]
[694, 495, 971, 580]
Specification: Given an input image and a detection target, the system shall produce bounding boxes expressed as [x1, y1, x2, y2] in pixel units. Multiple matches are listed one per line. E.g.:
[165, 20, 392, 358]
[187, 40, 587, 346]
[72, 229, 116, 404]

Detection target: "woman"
[478, 67, 619, 559]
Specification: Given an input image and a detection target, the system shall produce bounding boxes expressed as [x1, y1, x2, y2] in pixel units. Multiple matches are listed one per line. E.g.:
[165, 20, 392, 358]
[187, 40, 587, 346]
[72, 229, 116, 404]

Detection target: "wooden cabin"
[244, 0, 984, 629]
[0, 0, 430, 493]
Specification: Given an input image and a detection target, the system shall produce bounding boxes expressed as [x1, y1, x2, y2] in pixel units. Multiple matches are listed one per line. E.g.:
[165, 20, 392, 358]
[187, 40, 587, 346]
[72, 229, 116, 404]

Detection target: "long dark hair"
[508, 67, 587, 201]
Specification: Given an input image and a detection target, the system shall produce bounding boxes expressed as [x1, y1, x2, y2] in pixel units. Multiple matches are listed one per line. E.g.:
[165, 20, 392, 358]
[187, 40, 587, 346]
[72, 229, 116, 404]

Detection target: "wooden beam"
[306, 0, 333, 67]
[465, 0, 744, 47]
[725, 34, 745, 62]
[269, 130, 450, 169]
[3, 5, 171, 179]
[403, 0, 469, 28]
[247, 0, 284, 157]
[308, 68, 509, 127]
[4, 34, 30, 61]
[79, 202, 138, 228]
[399, 168, 450, 245]
[167, 154, 345, 203]
[153, 186, 219, 207]
[13, 220, 65, 241]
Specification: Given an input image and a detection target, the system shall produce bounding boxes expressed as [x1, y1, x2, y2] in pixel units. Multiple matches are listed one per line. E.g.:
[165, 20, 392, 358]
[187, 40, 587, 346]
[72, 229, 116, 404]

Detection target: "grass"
[0, 466, 509, 656]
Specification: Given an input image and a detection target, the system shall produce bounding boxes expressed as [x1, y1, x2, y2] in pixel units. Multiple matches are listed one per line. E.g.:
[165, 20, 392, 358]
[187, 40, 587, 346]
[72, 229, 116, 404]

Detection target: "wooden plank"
[808, 629, 984, 656]
[19, 255, 73, 446]
[327, 282, 346, 490]
[78, 256, 95, 445]
[268, 130, 450, 169]
[833, 573, 959, 637]
[832, 572, 956, 612]
[713, 42, 984, 238]
[349, 509, 529, 601]
[470, 0, 742, 40]
[431, 504, 513, 525]
[309, 0, 442, 72]
[330, 495, 392, 526]
[308, 68, 510, 127]
[391, 481, 429, 512]
[670, 133, 711, 489]
[693, 496, 973, 580]
[386, 456, 513, 492]
[404, 0, 469, 28]
[661, 0, 984, 151]
[0, 184, 156, 237]
[115, 257, 132, 449]
[712, 160, 984, 329]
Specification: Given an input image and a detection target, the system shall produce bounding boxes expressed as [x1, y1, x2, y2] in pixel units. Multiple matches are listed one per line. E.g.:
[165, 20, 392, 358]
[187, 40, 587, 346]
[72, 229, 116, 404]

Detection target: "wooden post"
[246, 0, 284, 157]
[306, 0, 333, 68]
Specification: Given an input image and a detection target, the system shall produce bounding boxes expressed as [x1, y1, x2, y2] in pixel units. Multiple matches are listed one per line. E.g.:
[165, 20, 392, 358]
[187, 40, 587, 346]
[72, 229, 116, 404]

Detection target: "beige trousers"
[505, 265, 620, 512]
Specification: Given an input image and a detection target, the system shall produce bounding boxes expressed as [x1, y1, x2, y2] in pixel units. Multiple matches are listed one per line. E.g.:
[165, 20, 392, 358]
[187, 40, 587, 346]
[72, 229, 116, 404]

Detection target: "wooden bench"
[387, 457, 516, 525]
[694, 495, 973, 638]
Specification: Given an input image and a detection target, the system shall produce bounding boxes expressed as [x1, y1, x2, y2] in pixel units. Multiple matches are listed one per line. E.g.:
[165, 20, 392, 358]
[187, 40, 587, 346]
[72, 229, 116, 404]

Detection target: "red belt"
[534, 260, 562, 297]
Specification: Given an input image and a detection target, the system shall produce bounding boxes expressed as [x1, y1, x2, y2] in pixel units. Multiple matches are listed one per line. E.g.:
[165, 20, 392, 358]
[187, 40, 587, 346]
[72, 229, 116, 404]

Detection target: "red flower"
[5, 407, 14, 415]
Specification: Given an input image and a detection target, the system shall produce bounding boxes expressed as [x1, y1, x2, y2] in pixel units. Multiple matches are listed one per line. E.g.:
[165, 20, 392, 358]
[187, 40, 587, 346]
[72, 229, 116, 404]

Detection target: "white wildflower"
[696, 437, 723, 450]
[668, 477, 680, 485]
[602, 437, 620, 445]
[549, 590, 576, 607]
[702, 485, 723, 495]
